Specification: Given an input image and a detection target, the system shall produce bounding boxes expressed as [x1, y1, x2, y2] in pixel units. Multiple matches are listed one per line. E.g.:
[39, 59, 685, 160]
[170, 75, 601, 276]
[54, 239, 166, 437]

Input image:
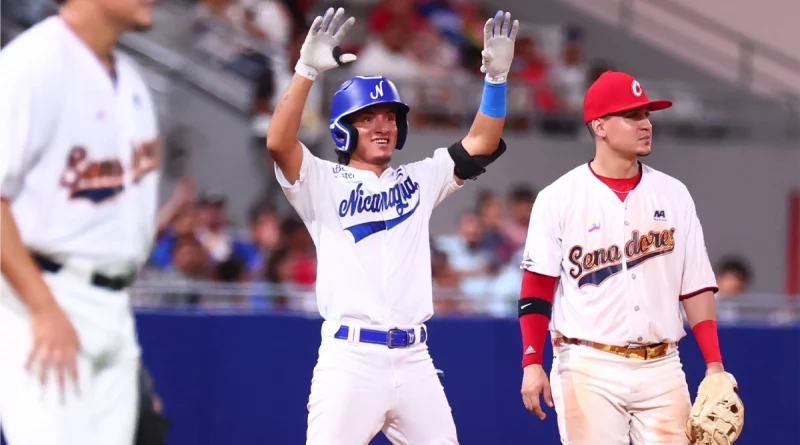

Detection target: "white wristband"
[485, 72, 508, 84]
[295, 62, 319, 81]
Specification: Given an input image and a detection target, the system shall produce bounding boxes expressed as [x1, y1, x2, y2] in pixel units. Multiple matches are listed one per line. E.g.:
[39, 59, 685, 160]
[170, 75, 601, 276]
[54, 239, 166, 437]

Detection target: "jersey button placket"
[622, 196, 641, 344]
[380, 177, 400, 388]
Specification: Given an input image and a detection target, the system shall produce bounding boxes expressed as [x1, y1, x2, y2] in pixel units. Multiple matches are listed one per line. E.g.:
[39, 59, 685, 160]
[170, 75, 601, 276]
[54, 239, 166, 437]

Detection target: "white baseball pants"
[550, 341, 691, 445]
[0, 271, 140, 445]
[305, 322, 458, 445]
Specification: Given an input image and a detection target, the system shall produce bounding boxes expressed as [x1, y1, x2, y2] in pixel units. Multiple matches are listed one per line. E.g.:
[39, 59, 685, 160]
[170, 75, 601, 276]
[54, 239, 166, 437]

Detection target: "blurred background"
[1, 0, 799, 444]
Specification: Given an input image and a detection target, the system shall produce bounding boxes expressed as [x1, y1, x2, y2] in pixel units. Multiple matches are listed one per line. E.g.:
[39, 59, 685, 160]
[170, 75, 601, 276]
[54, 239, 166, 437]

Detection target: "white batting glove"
[295, 7, 357, 81]
[480, 10, 520, 84]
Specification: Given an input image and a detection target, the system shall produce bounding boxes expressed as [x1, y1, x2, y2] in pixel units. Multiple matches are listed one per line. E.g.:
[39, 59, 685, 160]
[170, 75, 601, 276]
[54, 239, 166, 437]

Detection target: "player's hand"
[26, 302, 81, 395]
[705, 362, 725, 376]
[521, 364, 553, 420]
[480, 10, 520, 83]
[295, 7, 357, 81]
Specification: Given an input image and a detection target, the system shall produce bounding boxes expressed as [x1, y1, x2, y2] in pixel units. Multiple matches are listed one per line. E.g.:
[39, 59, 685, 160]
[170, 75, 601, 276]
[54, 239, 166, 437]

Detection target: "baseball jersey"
[0, 17, 160, 275]
[275, 143, 461, 326]
[521, 163, 718, 346]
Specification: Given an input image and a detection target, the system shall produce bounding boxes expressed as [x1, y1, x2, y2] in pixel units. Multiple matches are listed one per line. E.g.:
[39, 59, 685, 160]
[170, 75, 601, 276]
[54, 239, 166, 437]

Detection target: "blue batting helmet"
[329, 76, 410, 154]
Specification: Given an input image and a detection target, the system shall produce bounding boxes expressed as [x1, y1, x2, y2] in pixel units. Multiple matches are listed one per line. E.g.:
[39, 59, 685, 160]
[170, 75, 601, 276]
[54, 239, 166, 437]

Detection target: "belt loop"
[347, 326, 358, 343]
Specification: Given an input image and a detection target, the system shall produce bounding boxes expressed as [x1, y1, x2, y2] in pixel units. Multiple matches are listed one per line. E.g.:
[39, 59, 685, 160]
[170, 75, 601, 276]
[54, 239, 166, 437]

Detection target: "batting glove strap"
[295, 61, 319, 81]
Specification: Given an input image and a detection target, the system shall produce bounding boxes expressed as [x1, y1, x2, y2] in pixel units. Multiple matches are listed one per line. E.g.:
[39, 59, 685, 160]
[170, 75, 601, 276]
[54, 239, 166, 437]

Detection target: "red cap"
[583, 71, 672, 123]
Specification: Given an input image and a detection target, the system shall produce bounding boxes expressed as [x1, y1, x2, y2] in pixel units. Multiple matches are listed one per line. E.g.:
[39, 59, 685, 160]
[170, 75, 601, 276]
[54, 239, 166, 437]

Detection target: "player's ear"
[591, 118, 607, 139]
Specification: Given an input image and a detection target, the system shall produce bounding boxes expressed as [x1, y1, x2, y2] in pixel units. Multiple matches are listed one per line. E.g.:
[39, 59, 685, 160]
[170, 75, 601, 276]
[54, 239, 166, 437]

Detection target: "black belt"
[32, 252, 136, 291]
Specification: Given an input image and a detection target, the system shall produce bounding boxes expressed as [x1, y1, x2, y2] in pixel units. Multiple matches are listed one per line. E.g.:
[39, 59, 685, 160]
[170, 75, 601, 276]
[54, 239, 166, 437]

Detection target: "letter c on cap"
[632, 80, 643, 97]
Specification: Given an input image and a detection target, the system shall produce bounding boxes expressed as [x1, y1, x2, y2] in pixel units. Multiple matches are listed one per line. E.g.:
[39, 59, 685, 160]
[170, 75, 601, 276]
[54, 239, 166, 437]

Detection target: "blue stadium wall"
[3, 313, 799, 444]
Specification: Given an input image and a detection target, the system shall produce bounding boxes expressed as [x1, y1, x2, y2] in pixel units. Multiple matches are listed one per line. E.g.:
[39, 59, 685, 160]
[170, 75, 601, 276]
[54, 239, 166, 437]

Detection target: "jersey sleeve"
[273, 143, 328, 221]
[520, 187, 562, 277]
[679, 193, 719, 299]
[0, 43, 60, 201]
[410, 147, 463, 208]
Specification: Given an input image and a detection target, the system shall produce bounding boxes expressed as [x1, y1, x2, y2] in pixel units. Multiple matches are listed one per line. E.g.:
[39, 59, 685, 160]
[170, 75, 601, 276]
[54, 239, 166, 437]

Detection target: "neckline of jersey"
[587, 160, 644, 194]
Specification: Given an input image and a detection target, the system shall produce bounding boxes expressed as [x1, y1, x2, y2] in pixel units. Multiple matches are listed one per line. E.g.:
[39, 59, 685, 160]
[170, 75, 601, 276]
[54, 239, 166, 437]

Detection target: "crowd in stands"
[137, 176, 541, 317]
[182, 0, 616, 136]
[139, 177, 787, 325]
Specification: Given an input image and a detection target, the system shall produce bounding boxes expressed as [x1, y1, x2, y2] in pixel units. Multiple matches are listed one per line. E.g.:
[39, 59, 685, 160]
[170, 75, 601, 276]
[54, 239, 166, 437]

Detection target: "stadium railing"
[130, 276, 800, 327]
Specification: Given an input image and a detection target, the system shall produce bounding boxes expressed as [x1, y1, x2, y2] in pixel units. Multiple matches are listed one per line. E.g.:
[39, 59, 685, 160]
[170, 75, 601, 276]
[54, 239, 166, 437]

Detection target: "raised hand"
[295, 7, 357, 81]
[480, 10, 520, 83]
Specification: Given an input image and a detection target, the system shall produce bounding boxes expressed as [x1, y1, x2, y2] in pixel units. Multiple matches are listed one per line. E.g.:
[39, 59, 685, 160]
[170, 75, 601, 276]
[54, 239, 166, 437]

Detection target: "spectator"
[488, 246, 526, 318]
[551, 25, 588, 113]
[435, 211, 494, 310]
[502, 185, 537, 250]
[149, 178, 196, 270]
[350, 18, 423, 86]
[432, 248, 462, 314]
[149, 206, 198, 270]
[152, 235, 213, 306]
[232, 203, 282, 277]
[190, 0, 272, 80]
[414, 0, 464, 47]
[231, 0, 293, 47]
[713, 256, 752, 323]
[475, 190, 514, 267]
[203, 257, 249, 307]
[265, 245, 296, 308]
[367, 0, 426, 35]
[281, 218, 316, 285]
[511, 36, 560, 114]
[715, 256, 752, 298]
[195, 192, 235, 263]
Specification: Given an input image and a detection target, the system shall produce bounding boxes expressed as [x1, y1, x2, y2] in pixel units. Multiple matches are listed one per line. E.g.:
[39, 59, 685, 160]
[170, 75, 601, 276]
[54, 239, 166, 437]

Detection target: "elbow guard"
[448, 138, 507, 181]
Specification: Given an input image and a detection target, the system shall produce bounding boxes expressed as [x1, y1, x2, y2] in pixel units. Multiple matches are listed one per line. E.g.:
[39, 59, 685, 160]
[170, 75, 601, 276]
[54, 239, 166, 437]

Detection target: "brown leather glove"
[686, 372, 744, 445]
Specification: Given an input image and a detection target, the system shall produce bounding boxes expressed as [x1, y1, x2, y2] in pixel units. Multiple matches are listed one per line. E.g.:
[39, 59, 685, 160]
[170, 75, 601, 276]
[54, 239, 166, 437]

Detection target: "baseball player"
[516, 71, 744, 445]
[0, 1, 160, 444]
[266, 7, 518, 444]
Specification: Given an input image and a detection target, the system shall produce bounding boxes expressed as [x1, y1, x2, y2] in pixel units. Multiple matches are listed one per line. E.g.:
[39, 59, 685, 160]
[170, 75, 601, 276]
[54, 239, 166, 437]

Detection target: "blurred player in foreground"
[0, 0, 160, 444]
[516, 71, 744, 444]
[267, 7, 518, 444]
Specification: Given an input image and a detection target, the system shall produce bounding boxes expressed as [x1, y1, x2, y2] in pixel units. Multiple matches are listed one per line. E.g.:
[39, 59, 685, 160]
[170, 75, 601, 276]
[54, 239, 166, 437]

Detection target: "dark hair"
[280, 217, 305, 237]
[508, 185, 536, 203]
[265, 246, 292, 283]
[475, 189, 496, 211]
[216, 258, 245, 282]
[248, 202, 276, 226]
[717, 256, 752, 282]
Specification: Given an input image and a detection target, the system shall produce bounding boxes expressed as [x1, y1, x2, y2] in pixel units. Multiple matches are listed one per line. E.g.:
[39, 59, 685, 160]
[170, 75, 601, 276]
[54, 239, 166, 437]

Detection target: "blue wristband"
[478, 79, 507, 118]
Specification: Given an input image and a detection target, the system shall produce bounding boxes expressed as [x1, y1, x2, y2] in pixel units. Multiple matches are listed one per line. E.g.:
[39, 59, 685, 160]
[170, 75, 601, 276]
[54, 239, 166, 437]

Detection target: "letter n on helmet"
[329, 76, 410, 156]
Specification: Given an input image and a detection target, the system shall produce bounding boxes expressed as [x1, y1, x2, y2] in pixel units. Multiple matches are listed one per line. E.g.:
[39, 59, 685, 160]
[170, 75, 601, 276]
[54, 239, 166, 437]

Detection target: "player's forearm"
[461, 80, 506, 156]
[682, 290, 716, 326]
[0, 200, 59, 314]
[519, 271, 558, 368]
[265, 74, 314, 156]
[682, 291, 723, 366]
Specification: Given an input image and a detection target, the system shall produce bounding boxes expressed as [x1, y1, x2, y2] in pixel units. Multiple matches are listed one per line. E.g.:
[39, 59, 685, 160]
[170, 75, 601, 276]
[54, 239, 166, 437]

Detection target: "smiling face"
[348, 104, 400, 167]
[591, 106, 654, 158]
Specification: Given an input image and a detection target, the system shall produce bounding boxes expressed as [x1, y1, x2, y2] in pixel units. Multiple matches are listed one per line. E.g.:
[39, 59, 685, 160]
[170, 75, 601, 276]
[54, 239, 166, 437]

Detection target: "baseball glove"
[686, 371, 744, 445]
